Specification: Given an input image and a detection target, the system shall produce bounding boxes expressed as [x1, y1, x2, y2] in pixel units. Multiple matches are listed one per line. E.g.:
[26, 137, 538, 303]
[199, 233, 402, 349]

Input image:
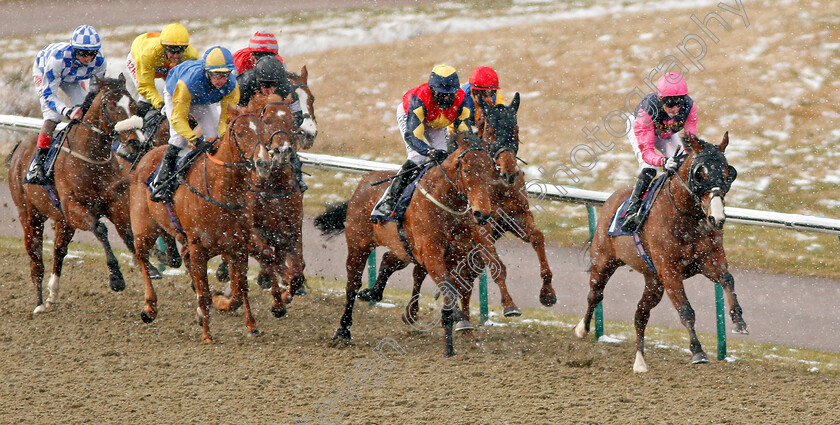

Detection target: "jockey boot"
[25, 147, 50, 185]
[621, 167, 657, 233]
[150, 144, 180, 203]
[373, 160, 419, 217]
[291, 150, 307, 193]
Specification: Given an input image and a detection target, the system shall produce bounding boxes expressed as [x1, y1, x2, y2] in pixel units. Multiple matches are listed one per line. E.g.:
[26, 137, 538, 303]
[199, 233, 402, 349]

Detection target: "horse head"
[248, 92, 296, 173]
[446, 131, 496, 225]
[289, 65, 318, 149]
[223, 105, 265, 177]
[85, 74, 144, 155]
[481, 92, 521, 187]
[675, 132, 737, 229]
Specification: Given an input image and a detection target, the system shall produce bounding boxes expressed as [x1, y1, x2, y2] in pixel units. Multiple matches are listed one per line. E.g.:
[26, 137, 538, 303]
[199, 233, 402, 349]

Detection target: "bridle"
[416, 145, 487, 216]
[61, 87, 137, 165]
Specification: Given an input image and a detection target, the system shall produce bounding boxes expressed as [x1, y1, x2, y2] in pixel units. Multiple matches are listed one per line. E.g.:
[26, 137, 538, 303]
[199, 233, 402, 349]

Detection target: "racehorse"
[288, 66, 318, 149]
[314, 131, 496, 357]
[357, 93, 556, 325]
[129, 106, 275, 342]
[8, 74, 145, 314]
[573, 133, 745, 372]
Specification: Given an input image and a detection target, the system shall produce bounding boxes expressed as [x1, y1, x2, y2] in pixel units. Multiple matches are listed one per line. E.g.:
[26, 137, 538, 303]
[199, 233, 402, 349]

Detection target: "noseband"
[416, 146, 487, 216]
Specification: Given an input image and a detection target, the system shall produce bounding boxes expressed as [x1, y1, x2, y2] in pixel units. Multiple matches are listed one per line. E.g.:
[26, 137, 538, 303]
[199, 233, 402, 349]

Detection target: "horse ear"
[299, 65, 308, 81]
[227, 104, 240, 120]
[118, 73, 125, 85]
[688, 133, 702, 152]
[719, 131, 729, 153]
[510, 92, 520, 113]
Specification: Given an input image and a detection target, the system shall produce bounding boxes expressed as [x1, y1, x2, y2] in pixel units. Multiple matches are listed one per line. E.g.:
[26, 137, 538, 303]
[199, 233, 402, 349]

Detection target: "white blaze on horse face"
[274, 109, 287, 118]
[249, 120, 258, 132]
[117, 94, 132, 117]
[710, 192, 725, 225]
[296, 87, 318, 138]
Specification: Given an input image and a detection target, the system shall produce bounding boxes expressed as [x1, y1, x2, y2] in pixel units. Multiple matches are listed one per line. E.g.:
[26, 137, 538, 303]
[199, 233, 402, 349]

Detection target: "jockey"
[126, 23, 199, 119]
[232, 31, 284, 75]
[237, 56, 307, 192]
[27, 25, 106, 185]
[371, 64, 471, 219]
[460, 66, 506, 129]
[150, 46, 240, 202]
[621, 72, 698, 232]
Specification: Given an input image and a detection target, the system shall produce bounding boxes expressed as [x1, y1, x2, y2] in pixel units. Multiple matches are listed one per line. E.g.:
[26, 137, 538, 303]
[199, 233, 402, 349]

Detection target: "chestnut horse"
[573, 133, 745, 372]
[315, 132, 496, 356]
[130, 107, 276, 342]
[358, 93, 556, 325]
[288, 66, 318, 149]
[8, 74, 145, 314]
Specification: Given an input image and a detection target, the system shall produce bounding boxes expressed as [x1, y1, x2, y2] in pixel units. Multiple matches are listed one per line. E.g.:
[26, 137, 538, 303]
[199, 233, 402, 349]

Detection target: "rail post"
[588, 206, 604, 340]
[367, 250, 376, 306]
[715, 283, 727, 360]
[479, 268, 489, 324]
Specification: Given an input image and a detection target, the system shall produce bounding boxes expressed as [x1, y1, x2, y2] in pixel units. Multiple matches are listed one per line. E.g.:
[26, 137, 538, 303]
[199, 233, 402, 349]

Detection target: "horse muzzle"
[473, 210, 492, 225]
[706, 189, 726, 229]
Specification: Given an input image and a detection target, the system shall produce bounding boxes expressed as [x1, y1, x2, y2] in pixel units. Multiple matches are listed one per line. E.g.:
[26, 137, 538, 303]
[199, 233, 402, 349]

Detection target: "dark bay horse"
[8, 74, 145, 314]
[130, 107, 274, 342]
[315, 132, 496, 356]
[573, 133, 745, 372]
[358, 93, 556, 325]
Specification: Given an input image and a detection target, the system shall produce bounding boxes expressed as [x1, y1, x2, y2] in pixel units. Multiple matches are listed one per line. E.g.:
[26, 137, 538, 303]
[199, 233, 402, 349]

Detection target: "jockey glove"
[428, 149, 449, 163]
[63, 106, 81, 120]
[664, 156, 680, 174]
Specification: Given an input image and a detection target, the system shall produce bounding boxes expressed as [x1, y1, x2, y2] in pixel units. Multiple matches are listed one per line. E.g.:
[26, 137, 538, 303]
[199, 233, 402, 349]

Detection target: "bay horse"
[315, 132, 496, 356]
[358, 93, 556, 326]
[8, 74, 145, 314]
[573, 133, 745, 372]
[129, 106, 275, 342]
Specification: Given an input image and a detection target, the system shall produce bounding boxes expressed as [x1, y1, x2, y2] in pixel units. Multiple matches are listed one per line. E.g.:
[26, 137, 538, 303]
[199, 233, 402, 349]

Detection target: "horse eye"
[694, 166, 707, 182]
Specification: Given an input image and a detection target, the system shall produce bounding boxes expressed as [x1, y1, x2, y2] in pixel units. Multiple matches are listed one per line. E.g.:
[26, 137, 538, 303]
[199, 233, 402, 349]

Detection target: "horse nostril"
[474, 211, 490, 225]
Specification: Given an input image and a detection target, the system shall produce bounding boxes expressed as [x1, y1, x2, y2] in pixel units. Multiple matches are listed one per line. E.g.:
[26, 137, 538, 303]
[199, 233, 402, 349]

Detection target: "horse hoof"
[691, 352, 710, 364]
[454, 320, 474, 332]
[332, 327, 351, 342]
[540, 293, 557, 307]
[147, 265, 162, 280]
[33, 304, 46, 314]
[573, 319, 589, 339]
[140, 311, 155, 323]
[357, 288, 382, 303]
[503, 306, 522, 317]
[110, 274, 126, 292]
[271, 306, 287, 318]
[256, 274, 272, 290]
[733, 323, 749, 334]
[168, 254, 182, 269]
[444, 348, 457, 357]
[247, 329, 261, 337]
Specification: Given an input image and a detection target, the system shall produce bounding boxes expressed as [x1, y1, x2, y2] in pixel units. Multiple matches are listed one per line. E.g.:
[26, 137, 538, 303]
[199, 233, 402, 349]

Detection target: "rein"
[664, 162, 709, 221]
[59, 86, 133, 166]
[416, 146, 485, 216]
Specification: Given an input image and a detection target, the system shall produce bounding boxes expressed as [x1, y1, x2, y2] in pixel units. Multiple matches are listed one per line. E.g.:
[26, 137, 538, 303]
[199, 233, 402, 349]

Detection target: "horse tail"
[313, 202, 348, 237]
[5, 140, 22, 167]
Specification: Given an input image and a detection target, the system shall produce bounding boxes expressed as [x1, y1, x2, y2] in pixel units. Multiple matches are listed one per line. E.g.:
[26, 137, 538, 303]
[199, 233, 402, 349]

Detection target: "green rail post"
[715, 283, 727, 360]
[155, 237, 167, 272]
[587, 206, 604, 340]
[367, 250, 376, 306]
[479, 268, 489, 324]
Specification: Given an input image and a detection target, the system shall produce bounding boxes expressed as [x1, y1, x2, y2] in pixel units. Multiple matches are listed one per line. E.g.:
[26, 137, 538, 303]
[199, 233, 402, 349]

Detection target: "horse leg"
[475, 229, 519, 317]
[187, 244, 214, 343]
[45, 220, 76, 309]
[574, 259, 619, 338]
[423, 253, 458, 357]
[89, 221, 125, 292]
[663, 275, 709, 365]
[162, 234, 182, 268]
[359, 251, 408, 303]
[517, 212, 556, 307]
[702, 257, 748, 334]
[403, 265, 427, 326]
[135, 229, 161, 323]
[23, 211, 47, 314]
[333, 243, 373, 343]
[283, 238, 307, 301]
[454, 272, 475, 335]
[632, 275, 665, 373]
[215, 252, 259, 336]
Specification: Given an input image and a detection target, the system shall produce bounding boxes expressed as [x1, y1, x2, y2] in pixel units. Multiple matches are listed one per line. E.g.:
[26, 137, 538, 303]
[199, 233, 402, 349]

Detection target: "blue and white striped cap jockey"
[70, 25, 101, 50]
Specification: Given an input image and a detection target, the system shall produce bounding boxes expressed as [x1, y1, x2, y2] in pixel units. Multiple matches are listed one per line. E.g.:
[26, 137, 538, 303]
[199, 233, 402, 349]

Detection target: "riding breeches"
[396, 103, 448, 166]
[627, 116, 682, 171]
[163, 88, 221, 149]
[34, 76, 88, 123]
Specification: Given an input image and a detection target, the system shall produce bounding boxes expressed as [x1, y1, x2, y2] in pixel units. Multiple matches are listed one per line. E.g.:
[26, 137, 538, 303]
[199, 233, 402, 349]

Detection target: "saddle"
[607, 175, 666, 237]
[24, 124, 72, 186]
[370, 166, 430, 224]
[143, 146, 205, 198]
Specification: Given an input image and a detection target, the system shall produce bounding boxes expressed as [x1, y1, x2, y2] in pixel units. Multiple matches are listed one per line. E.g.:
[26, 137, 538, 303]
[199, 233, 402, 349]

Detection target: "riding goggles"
[164, 45, 188, 55]
[74, 49, 99, 58]
[661, 96, 685, 108]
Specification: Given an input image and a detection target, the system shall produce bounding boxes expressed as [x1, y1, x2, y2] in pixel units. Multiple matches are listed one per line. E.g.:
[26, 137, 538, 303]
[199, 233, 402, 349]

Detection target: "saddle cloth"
[607, 175, 666, 237]
[370, 166, 430, 224]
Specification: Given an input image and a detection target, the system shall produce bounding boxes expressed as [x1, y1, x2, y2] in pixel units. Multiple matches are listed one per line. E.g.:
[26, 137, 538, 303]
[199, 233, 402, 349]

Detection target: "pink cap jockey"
[633, 72, 698, 167]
